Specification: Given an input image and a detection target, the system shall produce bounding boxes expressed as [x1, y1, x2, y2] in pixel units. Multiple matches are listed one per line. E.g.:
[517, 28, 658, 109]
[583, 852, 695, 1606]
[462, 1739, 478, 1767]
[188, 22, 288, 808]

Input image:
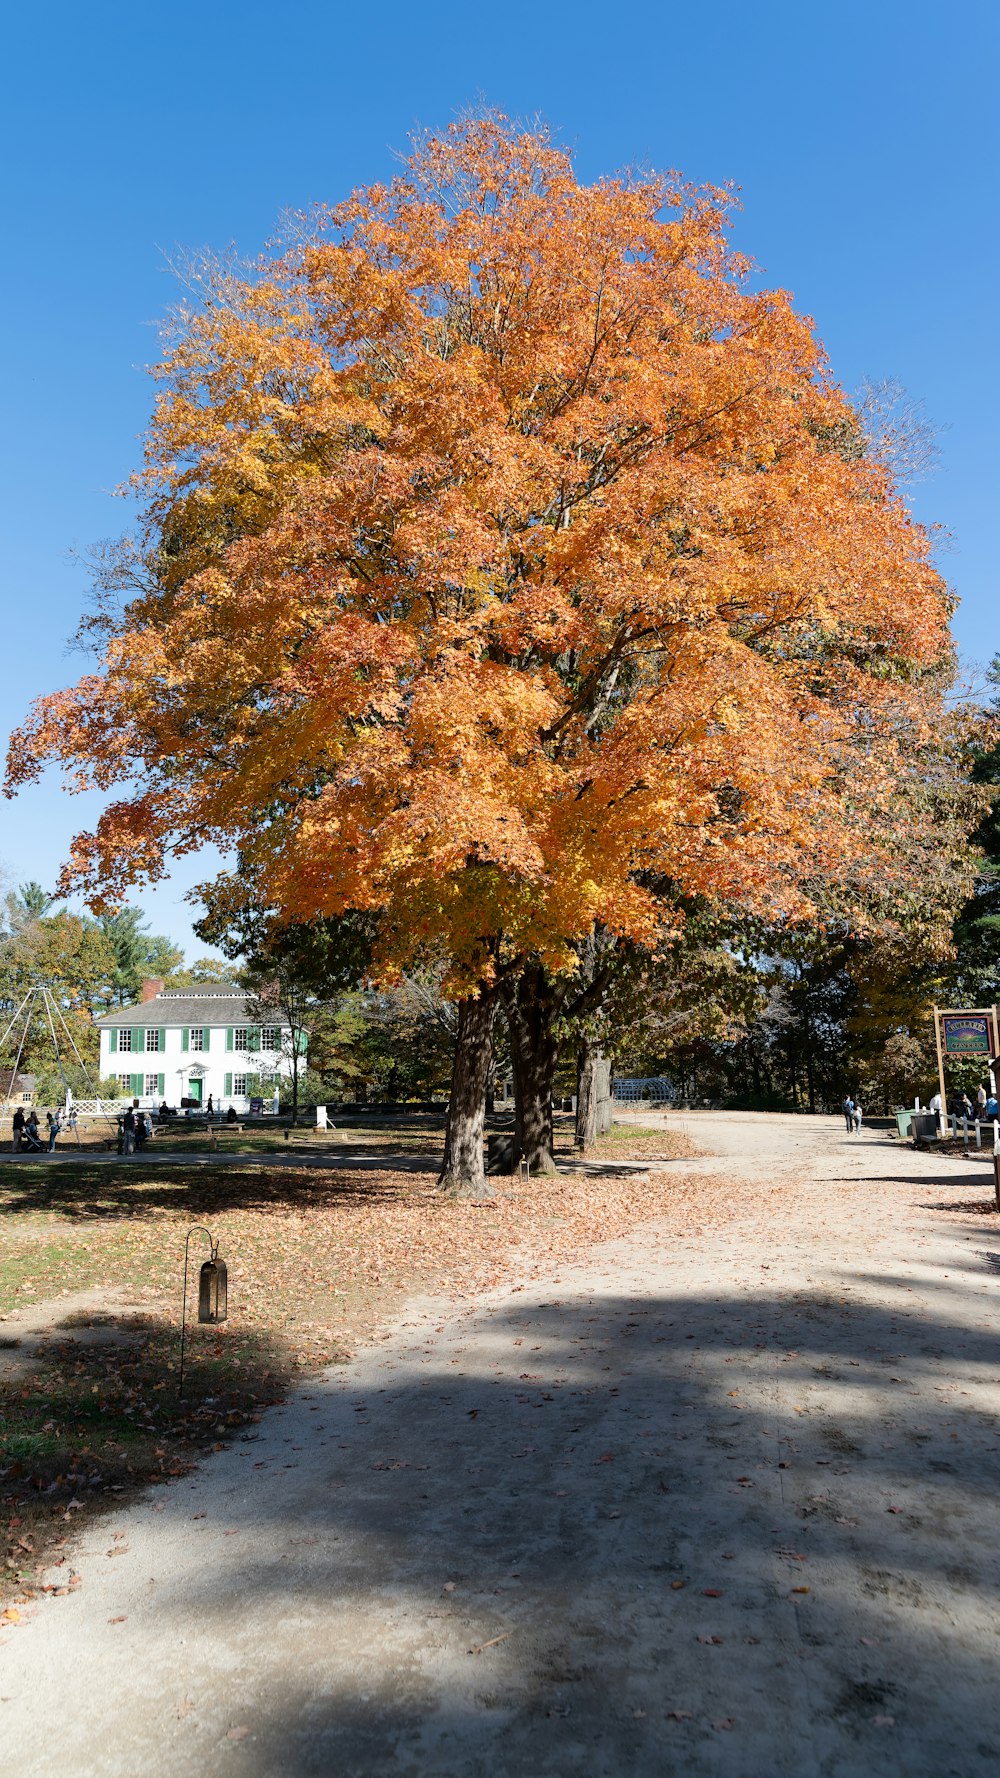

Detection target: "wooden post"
[933, 1008, 947, 1137]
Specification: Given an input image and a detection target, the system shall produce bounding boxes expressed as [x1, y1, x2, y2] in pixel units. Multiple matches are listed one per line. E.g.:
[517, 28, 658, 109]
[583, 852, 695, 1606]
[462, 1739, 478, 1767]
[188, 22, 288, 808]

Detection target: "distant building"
[95, 980, 306, 1112]
[0, 1070, 37, 1104]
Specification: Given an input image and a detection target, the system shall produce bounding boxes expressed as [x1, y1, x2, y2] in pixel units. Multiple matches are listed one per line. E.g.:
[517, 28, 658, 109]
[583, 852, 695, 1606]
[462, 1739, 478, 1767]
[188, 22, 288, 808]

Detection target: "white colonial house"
[95, 982, 306, 1113]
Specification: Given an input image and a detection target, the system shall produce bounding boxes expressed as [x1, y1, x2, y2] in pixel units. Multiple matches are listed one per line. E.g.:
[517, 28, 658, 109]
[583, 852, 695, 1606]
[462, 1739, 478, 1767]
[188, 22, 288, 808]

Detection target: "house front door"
[188, 1077, 203, 1105]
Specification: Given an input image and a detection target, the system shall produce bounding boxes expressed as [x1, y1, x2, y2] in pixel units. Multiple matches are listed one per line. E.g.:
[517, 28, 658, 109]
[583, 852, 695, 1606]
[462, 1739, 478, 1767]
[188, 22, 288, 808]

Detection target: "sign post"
[932, 1009, 947, 1130]
[932, 1007, 1000, 1130]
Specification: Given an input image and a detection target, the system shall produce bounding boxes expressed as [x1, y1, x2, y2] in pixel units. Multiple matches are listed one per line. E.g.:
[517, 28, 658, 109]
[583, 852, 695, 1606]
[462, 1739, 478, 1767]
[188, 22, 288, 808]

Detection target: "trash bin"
[895, 1109, 914, 1140]
[912, 1113, 939, 1142]
[487, 1134, 516, 1175]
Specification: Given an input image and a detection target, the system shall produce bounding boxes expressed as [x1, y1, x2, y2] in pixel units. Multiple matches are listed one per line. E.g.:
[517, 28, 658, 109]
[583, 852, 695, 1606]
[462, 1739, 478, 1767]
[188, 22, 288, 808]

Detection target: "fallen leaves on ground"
[587, 1127, 703, 1163]
[1, 1141, 727, 1604]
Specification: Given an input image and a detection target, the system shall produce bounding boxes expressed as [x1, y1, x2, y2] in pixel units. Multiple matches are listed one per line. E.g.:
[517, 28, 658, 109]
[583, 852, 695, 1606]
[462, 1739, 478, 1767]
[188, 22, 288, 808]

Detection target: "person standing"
[852, 1097, 863, 1135]
[207, 1093, 214, 1119]
[11, 1105, 25, 1151]
[842, 1094, 854, 1133]
[122, 1102, 136, 1157]
[46, 1109, 62, 1151]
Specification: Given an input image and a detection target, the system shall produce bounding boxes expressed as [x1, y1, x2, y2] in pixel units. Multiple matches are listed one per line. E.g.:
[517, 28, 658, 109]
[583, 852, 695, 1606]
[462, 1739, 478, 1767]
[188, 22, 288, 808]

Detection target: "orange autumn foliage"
[6, 119, 958, 986]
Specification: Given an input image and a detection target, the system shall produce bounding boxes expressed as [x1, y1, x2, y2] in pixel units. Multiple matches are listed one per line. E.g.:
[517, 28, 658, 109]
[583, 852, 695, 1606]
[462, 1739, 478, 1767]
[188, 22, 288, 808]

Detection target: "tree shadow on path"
[13, 1241, 1000, 1778]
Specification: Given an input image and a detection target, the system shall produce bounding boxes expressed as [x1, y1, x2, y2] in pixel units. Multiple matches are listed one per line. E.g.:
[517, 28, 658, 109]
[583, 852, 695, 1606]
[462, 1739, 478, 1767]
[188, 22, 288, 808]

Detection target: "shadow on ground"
[0, 1161, 417, 1220]
[21, 1250, 998, 1778]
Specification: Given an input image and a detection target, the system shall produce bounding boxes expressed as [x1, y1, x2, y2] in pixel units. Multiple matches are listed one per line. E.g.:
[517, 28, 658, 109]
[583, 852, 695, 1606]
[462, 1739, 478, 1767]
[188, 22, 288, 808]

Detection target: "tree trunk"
[576, 1039, 611, 1149]
[503, 964, 559, 1174]
[576, 1040, 599, 1151]
[597, 1055, 612, 1133]
[438, 987, 497, 1198]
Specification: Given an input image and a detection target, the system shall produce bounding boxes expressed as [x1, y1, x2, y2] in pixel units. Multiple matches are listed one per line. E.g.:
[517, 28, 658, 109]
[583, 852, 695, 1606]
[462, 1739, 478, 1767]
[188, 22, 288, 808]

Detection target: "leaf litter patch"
[1, 1152, 727, 1610]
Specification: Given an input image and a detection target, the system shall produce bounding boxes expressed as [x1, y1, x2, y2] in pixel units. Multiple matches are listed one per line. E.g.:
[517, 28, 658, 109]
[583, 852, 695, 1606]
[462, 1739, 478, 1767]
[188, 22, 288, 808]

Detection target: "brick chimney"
[140, 977, 164, 1003]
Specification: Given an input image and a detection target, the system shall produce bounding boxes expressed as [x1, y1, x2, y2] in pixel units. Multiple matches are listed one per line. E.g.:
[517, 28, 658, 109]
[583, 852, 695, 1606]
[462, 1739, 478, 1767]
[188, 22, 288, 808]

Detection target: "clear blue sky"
[1, 0, 996, 953]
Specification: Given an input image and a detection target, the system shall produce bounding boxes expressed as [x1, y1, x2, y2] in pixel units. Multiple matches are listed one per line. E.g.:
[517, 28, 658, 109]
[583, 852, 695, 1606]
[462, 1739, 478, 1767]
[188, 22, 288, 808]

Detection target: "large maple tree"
[6, 118, 965, 1189]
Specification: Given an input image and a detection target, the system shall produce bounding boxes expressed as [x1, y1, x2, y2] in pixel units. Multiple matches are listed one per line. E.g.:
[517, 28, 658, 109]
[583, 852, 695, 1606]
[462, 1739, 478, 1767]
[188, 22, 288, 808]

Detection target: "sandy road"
[3, 1112, 999, 1777]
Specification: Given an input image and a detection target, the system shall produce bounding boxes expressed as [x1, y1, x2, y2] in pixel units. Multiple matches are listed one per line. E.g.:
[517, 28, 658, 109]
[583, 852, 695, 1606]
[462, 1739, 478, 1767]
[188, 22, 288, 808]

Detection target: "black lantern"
[179, 1224, 229, 1396]
[198, 1247, 228, 1323]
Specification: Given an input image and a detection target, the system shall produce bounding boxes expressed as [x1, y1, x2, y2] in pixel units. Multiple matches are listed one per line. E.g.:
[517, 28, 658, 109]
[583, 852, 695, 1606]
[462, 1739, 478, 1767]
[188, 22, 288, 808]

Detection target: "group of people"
[117, 1101, 154, 1156]
[844, 1083, 1000, 1142]
[929, 1086, 999, 1134]
[157, 1097, 237, 1124]
[10, 1106, 63, 1152]
[841, 1095, 864, 1134]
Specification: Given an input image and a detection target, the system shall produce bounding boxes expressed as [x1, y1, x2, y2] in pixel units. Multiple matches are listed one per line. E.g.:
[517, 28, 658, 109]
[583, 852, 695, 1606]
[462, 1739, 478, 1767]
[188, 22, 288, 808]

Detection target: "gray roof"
[96, 992, 263, 1029]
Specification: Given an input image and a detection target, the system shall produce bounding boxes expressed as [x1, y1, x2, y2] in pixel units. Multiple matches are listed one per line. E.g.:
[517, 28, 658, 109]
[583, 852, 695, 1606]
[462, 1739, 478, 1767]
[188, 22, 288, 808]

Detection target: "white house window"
[145, 1029, 159, 1052]
[119, 1029, 132, 1052]
[119, 1073, 132, 1091]
[189, 1028, 204, 1051]
[261, 1027, 280, 1050]
[145, 1073, 160, 1094]
[233, 1027, 249, 1049]
[21, 1090, 32, 1102]
[232, 1074, 248, 1095]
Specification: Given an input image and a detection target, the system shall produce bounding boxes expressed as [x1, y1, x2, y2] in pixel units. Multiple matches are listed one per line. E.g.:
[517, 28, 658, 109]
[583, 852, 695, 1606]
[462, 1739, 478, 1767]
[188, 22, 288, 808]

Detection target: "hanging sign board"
[932, 1006, 1000, 1130]
[940, 1013, 996, 1056]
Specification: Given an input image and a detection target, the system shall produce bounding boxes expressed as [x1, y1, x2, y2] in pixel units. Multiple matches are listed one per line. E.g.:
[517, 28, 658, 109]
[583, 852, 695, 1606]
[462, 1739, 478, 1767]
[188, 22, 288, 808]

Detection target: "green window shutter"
[158, 1028, 166, 1052]
[110, 1028, 118, 1054]
[226, 1028, 234, 1052]
[181, 1028, 189, 1052]
[224, 1071, 232, 1097]
[132, 1073, 143, 1097]
[249, 1026, 261, 1052]
[204, 1027, 211, 1050]
[158, 1074, 165, 1096]
[133, 1029, 144, 1053]
[296, 1030, 308, 1055]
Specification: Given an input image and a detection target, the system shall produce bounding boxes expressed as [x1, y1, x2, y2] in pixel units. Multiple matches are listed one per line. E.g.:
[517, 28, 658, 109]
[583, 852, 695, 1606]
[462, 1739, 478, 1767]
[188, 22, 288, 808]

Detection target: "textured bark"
[575, 1041, 612, 1150]
[575, 1039, 598, 1152]
[438, 987, 497, 1198]
[503, 964, 559, 1175]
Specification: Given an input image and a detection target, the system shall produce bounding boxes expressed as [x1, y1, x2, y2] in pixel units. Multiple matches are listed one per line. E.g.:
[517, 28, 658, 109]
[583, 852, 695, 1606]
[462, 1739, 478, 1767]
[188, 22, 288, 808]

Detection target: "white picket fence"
[65, 1099, 129, 1118]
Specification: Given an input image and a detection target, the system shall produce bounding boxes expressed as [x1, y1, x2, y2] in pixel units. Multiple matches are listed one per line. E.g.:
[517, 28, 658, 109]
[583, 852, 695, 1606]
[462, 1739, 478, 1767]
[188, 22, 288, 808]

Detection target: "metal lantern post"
[179, 1224, 228, 1397]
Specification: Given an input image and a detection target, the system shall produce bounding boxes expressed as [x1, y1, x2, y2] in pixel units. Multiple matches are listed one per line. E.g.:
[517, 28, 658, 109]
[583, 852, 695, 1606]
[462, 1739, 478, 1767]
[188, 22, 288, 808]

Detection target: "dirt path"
[3, 1113, 999, 1777]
